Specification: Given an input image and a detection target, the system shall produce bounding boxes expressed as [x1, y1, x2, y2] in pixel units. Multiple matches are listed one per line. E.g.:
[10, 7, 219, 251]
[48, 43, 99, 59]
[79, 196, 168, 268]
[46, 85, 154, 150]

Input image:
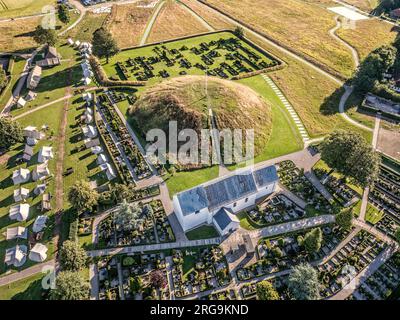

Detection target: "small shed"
[38, 146, 54, 163]
[34, 183, 47, 196]
[100, 163, 116, 181]
[6, 226, 28, 240]
[32, 163, 50, 181]
[91, 145, 103, 154]
[242, 234, 255, 256]
[82, 125, 97, 138]
[12, 168, 30, 185]
[32, 215, 48, 233]
[97, 153, 108, 165]
[4, 245, 27, 267]
[17, 97, 27, 108]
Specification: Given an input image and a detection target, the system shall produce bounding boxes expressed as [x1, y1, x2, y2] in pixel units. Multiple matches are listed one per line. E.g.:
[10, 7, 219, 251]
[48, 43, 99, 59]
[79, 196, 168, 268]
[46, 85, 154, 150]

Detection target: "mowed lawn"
[185, 225, 219, 240]
[147, 0, 209, 43]
[204, 0, 354, 78]
[0, 0, 55, 19]
[0, 272, 44, 300]
[0, 102, 64, 275]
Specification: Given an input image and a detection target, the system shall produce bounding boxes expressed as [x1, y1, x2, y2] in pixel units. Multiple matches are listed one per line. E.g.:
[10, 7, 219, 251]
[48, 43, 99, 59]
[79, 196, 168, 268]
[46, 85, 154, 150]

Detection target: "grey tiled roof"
[253, 165, 278, 188]
[213, 208, 234, 231]
[177, 186, 208, 216]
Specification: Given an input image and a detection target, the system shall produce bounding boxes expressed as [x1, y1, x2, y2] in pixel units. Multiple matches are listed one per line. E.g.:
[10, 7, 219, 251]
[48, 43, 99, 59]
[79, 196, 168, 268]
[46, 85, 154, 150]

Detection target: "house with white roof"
[17, 97, 27, 108]
[96, 153, 108, 165]
[27, 65, 42, 90]
[34, 183, 47, 195]
[100, 163, 116, 181]
[173, 165, 279, 235]
[4, 245, 27, 267]
[67, 38, 74, 46]
[85, 138, 100, 149]
[23, 126, 44, 140]
[29, 243, 48, 262]
[32, 215, 48, 233]
[32, 163, 50, 181]
[12, 168, 30, 185]
[38, 146, 54, 163]
[9, 203, 30, 221]
[6, 226, 28, 240]
[13, 187, 29, 202]
[91, 145, 103, 154]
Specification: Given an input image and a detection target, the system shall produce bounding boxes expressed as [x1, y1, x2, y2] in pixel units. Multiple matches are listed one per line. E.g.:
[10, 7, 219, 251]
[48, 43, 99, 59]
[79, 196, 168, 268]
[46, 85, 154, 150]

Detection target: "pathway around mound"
[140, 0, 166, 45]
[261, 74, 310, 143]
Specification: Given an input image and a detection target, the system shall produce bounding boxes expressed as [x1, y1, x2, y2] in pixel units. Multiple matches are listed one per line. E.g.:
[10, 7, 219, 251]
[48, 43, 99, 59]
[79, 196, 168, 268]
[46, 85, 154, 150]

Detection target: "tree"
[256, 280, 280, 300]
[0, 65, 7, 91]
[149, 270, 167, 289]
[320, 130, 380, 187]
[33, 25, 57, 46]
[130, 276, 143, 294]
[58, 4, 71, 24]
[288, 263, 320, 300]
[234, 26, 244, 38]
[395, 227, 400, 245]
[92, 27, 119, 63]
[301, 228, 323, 254]
[111, 183, 131, 203]
[60, 240, 87, 271]
[113, 200, 143, 232]
[67, 180, 99, 214]
[336, 209, 354, 231]
[50, 271, 90, 300]
[0, 117, 23, 149]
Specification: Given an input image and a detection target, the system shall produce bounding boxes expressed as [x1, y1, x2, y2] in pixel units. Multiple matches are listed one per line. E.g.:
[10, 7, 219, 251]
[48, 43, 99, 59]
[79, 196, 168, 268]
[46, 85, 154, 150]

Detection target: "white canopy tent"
[9, 203, 30, 221]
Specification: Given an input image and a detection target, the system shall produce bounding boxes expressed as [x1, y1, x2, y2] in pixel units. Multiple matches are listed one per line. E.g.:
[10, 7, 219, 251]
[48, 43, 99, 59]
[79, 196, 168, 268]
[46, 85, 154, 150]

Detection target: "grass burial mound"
[129, 75, 272, 160]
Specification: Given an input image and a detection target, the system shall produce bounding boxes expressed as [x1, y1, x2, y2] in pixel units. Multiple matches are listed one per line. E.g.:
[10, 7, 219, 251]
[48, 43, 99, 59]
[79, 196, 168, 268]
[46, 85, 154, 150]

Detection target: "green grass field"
[365, 203, 384, 225]
[185, 225, 219, 240]
[0, 57, 26, 110]
[0, 272, 44, 300]
[0, 0, 55, 19]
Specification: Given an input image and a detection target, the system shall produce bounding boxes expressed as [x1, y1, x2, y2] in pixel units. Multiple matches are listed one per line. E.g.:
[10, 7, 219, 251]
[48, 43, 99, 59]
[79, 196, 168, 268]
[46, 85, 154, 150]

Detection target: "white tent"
[84, 107, 93, 116]
[38, 146, 54, 163]
[12, 168, 30, 185]
[29, 243, 48, 262]
[34, 183, 47, 196]
[17, 97, 27, 108]
[100, 163, 116, 181]
[6, 226, 28, 240]
[13, 187, 29, 202]
[32, 163, 50, 181]
[82, 125, 97, 138]
[97, 153, 108, 165]
[9, 203, 30, 221]
[91, 145, 103, 154]
[67, 38, 74, 46]
[83, 68, 93, 78]
[23, 144, 34, 157]
[23, 126, 44, 140]
[4, 245, 27, 267]
[75, 40, 81, 48]
[85, 113, 93, 124]
[32, 215, 48, 233]
[83, 77, 92, 86]
[82, 92, 93, 102]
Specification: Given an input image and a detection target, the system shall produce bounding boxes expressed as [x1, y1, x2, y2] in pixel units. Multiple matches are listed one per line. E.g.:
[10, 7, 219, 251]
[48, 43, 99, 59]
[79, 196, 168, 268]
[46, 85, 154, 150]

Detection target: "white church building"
[173, 165, 279, 236]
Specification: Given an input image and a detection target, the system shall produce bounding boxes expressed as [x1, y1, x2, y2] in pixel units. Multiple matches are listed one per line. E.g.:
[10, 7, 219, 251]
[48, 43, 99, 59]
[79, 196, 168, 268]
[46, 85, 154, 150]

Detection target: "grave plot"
[246, 194, 306, 227]
[240, 276, 290, 300]
[97, 92, 152, 181]
[317, 230, 387, 299]
[236, 225, 351, 281]
[97, 252, 170, 300]
[369, 164, 400, 232]
[103, 31, 279, 83]
[98, 200, 174, 247]
[170, 246, 230, 298]
[278, 161, 334, 214]
[351, 252, 400, 300]
[374, 214, 399, 239]
[202, 288, 238, 300]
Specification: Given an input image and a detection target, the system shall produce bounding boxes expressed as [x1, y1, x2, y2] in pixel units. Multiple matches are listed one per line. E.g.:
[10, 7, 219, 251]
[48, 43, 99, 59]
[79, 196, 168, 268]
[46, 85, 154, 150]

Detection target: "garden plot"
[97, 91, 152, 183]
[103, 31, 279, 84]
[97, 252, 170, 300]
[236, 225, 351, 281]
[170, 246, 230, 298]
[98, 199, 174, 248]
[351, 252, 400, 300]
[278, 160, 334, 215]
[318, 230, 387, 299]
[246, 194, 306, 227]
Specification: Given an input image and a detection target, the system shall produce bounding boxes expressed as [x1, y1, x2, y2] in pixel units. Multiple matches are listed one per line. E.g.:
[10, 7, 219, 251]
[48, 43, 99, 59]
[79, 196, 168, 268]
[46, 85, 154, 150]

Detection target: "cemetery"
[246, 194, 306, 227]
[98, 200, 175, 248]
[102, 31, 280, 84]
[170, 246, 231, 298]
[236, 224, 351, 281]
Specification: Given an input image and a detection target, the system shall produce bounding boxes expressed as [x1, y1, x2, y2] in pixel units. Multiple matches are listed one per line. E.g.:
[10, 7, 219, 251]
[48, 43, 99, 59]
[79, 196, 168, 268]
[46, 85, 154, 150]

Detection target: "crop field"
[0, 0, 55, 19]
[147, 0, 209, 43]
[102, 31, 279, 84]
[203, 0, 355, 78]
[107, 4, 155, 48]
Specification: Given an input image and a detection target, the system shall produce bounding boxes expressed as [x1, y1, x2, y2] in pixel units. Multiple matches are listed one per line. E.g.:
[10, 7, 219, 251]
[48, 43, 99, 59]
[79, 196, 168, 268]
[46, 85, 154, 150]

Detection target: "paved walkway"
[140, 0, 166, 45]
[262, 74, 310, 143]
[89, 264, 99, 300]
[87, 238, 221, 258]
